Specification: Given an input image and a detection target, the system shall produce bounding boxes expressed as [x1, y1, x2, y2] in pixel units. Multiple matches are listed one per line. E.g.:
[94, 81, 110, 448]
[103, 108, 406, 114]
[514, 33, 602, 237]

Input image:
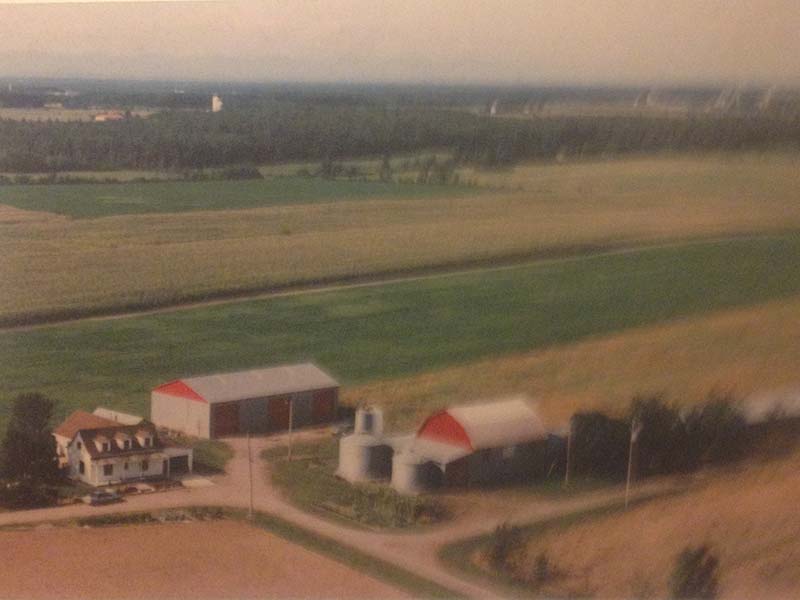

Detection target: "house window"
[103, 464, 113, 477]
[124, 462, 128, 471]
[146, 437, 152, 447]
[123, 440, 131, 450]
[77, 441, 82, 450]
[141, 460, 149, 472]
[79, 461, 85, 475]
[102, 442, 110, 452]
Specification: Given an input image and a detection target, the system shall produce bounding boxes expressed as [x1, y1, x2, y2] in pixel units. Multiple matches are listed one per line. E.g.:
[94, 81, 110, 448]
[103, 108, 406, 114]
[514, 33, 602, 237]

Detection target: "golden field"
[343, 295, 800, 431]
[2, 154, 800, 323]
[502, 450, 800, 598]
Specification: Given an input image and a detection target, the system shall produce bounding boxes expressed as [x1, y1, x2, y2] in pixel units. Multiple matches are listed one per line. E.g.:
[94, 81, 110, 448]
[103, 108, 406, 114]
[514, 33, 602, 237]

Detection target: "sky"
[1, 0, 799, 86]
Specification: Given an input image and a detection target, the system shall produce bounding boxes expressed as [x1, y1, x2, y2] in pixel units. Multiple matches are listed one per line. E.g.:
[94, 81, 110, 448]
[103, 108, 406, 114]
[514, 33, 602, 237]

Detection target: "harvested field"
[0, 520, 406, 599]
[2, 153, 800, 323]
[499, 451, 800, 598]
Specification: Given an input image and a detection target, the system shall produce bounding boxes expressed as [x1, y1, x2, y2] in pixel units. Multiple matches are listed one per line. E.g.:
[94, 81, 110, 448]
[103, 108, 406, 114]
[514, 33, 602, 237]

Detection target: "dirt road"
[0, 431, 678, 598]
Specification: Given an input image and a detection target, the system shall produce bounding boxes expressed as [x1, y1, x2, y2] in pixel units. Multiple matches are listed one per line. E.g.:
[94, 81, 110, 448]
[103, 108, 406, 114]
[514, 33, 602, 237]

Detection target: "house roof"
[79, 421, 162, 459]
[53, 411, 118, 440]
[92, 407, 143, 425]
[419, 396, 547, 451]
[153, 363, 339, 404]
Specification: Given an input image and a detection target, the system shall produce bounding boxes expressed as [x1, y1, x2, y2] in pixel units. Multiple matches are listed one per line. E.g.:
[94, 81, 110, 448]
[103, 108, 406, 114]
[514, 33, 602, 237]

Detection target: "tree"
[0, 392, 59, 482]
[628, 395, 689, 477]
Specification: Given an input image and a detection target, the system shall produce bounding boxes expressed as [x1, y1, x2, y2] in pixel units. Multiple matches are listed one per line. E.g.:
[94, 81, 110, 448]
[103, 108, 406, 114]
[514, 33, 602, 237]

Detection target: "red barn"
[414, 397, 547, 487]
[151, 363, 339, 439]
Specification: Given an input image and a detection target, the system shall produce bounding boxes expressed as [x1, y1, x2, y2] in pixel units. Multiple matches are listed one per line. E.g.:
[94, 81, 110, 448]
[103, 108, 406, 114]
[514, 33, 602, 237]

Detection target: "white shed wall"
[151, 392, 210, 438]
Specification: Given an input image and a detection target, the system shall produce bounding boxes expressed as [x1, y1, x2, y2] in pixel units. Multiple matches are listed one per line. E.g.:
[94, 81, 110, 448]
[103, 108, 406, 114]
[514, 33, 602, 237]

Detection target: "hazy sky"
[1, 0, 799, 85]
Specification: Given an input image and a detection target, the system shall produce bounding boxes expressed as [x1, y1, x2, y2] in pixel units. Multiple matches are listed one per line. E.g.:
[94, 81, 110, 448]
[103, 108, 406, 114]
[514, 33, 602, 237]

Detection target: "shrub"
[683, 393, 748, 469]
[532, 551, 554, 586]
[488, 523, 525, 572]
[0, 480, 58, 509]
[629, 395, 689, 477]
[669, 545, 719, 599]
[570, 412, 629, 479]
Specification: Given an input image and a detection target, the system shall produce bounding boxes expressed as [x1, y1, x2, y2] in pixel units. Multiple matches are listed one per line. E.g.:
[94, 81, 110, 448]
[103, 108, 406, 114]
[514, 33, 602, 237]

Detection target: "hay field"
[2, 235, 800, 433]
[345, 295, 800, 431]
[0, 520, 405, 599]
[2, 154, 800, 323]
[499, 450, 800, 598]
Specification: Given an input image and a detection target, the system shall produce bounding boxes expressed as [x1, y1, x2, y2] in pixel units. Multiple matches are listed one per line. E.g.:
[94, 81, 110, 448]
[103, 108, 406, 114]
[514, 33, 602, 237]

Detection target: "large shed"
[413, 396, 549, 487]
[151, 363, 339, 439]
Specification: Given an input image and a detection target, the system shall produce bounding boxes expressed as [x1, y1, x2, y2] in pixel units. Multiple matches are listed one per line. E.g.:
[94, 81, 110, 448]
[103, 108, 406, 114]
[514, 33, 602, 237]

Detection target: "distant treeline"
[1, 103, 800, 172]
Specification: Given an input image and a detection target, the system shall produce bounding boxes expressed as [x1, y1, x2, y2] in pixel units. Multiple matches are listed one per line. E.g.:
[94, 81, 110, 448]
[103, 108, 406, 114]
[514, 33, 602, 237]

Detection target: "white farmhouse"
[53, 410, 192, 487]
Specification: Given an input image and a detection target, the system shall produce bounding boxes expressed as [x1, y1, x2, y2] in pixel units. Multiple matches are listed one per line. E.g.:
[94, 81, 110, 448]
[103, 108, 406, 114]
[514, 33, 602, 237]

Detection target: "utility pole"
[287, 396, 294, 461]
[247, 430, 254, 520]
[625, 418, 642, 509]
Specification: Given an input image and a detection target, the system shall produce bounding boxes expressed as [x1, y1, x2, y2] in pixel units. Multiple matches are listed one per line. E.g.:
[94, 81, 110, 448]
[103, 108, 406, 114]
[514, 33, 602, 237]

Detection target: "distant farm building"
[93, 111, 125, 122]
[53, 410, 192, 487]
[211, 94, 223, 112]
[151, 363, 339, 439]
[339, 397, 554, 494]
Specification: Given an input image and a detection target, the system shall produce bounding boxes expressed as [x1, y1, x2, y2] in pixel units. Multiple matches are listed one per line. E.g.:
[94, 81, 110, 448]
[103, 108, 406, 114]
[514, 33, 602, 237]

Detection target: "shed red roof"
[153, 380, 206, 402]
[53, 411, 118, 440]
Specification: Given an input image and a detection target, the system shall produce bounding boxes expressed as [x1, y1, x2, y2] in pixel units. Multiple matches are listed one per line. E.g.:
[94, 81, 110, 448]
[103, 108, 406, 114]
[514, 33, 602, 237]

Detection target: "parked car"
[85, 490, 123, 506]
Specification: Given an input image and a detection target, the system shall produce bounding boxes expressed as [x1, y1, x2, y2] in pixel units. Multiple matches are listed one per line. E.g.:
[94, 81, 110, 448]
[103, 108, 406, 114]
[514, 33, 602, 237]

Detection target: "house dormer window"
[77, 441, 82, 450]
[123, 440, 131, 450]
[102, 442, 110, 452]
[145, 437, 152, 447]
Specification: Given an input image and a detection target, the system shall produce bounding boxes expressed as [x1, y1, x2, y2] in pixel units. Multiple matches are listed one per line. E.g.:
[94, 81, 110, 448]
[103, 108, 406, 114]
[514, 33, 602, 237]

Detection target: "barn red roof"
[417, 396, 546, 452]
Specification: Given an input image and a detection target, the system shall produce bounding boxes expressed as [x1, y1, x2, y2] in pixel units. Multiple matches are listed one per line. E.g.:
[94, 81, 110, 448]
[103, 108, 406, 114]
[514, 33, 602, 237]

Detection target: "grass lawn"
[1, 234, 800, 432]
[0, 176, 475, 219]
[438, 497, 657, 598]
[185, 439, 233, 474]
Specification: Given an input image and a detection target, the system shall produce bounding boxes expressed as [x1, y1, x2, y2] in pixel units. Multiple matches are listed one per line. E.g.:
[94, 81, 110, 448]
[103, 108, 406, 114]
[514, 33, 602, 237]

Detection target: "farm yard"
[1, 233, 800, 434]
[2, 154, 800, 325]
[0, 520, 407, 599]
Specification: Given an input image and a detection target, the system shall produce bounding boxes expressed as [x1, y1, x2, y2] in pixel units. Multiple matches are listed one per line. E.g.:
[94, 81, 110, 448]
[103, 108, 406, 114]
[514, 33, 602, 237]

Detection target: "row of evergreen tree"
[2, 104, 799, 172]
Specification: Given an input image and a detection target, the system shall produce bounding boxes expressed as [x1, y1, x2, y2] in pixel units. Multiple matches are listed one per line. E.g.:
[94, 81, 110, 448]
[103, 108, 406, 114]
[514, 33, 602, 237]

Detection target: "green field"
[0, 176, 475, 219]
[2, 234, 800, 432]
[3, 154, 800, 325]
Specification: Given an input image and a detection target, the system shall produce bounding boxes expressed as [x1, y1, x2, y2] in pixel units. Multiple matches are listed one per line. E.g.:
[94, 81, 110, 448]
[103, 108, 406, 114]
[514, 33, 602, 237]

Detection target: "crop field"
[1, 234, 800, 433]
[2, 154, 800, 325]
[0, 176, 474, 219]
